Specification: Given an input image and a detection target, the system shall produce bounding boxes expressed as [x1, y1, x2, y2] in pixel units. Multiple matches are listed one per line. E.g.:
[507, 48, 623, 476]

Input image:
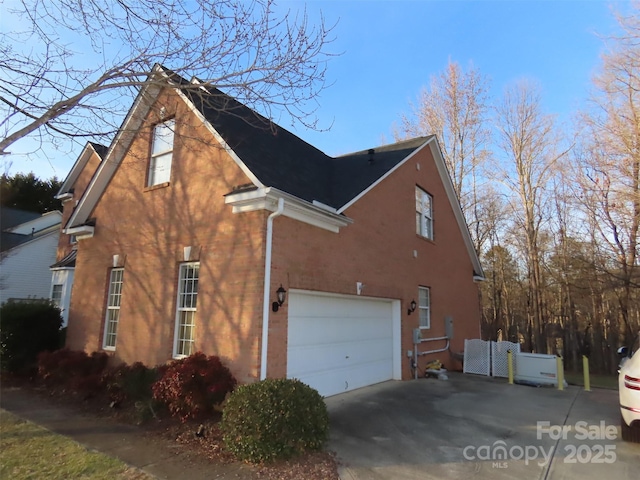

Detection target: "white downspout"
[260, 197, 285, 380]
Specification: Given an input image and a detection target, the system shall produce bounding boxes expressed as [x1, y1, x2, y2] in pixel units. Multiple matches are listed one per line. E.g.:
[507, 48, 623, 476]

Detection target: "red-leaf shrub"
[152, 352, 236, 422]
[37, 348, 109, 394]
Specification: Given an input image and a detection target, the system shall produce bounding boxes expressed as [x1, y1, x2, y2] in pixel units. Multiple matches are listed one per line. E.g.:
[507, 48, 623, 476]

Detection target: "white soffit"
[225, 187, 352, 233]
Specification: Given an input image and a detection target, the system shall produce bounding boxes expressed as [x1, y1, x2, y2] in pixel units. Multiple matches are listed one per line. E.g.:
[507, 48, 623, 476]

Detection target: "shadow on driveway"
[326, 372, 640, 480]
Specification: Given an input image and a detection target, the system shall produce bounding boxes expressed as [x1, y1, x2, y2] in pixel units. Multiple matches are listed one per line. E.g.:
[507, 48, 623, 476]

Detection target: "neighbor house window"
[51, 284, 63, 308]
[418, 286, 430, 329]
[103, 268, 124, 350]
[416, 186, 433, 240]
[174, 262, 199, 358]
[148, 119, 175, 186]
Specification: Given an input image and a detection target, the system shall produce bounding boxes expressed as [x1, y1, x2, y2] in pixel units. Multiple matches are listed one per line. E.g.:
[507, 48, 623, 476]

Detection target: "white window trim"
[103, 268, 124, 350]
[148, 119, 175, 187]
[416, 186, 433, 240]
[51, 284, 63, 308]
[418, 286, 431, 329]
[173, 262, 200, 358]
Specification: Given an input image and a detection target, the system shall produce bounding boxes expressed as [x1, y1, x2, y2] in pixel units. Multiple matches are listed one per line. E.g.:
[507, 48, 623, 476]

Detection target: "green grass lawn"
[564, 371, 619, 390]
[0, 409, 151, 480]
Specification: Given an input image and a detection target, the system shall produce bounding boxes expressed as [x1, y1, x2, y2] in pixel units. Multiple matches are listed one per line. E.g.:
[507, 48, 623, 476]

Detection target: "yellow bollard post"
[583, 355, 591, 392]
[557, 356, 564, 391]
[507, 349, 514, 385]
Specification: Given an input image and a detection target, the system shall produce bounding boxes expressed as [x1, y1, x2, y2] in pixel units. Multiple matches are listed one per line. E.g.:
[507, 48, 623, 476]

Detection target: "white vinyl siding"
[50, 269, 74, 328]
[0, 231, 59, 304]
[148, 119, 175, 186]
[418, 286, 430, 329]
[103, 268, 124, 350]
[416, 186, 433, 240]
[174, 262, 199, 358]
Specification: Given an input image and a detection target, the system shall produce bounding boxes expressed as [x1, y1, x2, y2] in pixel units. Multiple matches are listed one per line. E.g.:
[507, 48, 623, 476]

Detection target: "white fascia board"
[426, 136, 485, 278]
[337, 140, 430, 214]
[225, 187, 352, 233]
[56, 143, 97, 198]
[63, 225, 95, 238]
[175, 88, 264, 189]
[67, 76, 164, 229]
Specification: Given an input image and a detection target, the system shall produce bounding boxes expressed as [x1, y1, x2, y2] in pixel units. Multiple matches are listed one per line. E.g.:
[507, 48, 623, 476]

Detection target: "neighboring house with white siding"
[0, 208, 62, 313]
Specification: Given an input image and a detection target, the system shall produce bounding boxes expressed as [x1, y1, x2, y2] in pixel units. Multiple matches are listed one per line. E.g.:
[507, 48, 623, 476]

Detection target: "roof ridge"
[335, 136, 432, 158]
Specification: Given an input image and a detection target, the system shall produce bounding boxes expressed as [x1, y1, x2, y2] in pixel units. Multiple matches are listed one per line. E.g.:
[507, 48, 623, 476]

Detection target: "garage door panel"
[289, 318, 391, 347]
[287, 292, 395, 397]
[289, 294, 391, 318]
[289, 359, 392, 397]
[287, 337, 392, 377]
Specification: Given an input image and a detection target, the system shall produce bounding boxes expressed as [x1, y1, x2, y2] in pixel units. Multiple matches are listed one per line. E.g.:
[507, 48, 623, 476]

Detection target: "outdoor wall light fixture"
[407, 299, 417, 315]
[272, 285, 287, 312]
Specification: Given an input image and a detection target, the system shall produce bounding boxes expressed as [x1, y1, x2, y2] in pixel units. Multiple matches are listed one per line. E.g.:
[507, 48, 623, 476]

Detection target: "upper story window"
[416, 186, 433, 240]
[148, 119, 175, 186]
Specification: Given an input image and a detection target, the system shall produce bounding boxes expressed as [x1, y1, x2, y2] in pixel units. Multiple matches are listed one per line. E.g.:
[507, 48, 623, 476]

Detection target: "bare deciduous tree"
[0, 0, 334, 157]
[394, 60, 492, 252]
[574, 3, 640, 347]
[494, 80, 568, 353]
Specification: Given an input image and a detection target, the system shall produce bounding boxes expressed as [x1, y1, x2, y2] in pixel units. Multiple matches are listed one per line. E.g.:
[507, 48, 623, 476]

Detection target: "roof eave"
[225, 187, 352, 233]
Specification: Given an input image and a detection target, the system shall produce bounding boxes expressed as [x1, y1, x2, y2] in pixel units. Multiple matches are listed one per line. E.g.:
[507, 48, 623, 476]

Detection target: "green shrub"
[221, 378, 329, 463]
[105, 361, 159, 404]
[105, 362, 161, 422]
[152, 352, 236, 422]
[0, 300, 63, 373]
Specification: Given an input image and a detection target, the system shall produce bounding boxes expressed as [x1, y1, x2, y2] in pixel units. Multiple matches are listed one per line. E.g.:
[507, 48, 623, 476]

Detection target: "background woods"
[397, 6, 640, 374]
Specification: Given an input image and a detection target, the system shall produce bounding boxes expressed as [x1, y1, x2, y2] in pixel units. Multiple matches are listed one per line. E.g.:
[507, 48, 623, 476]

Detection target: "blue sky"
[4, 0, 626, 179]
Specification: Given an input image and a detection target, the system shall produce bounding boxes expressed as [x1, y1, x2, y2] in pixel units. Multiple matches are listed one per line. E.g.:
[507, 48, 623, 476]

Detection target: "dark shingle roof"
[1, 207, 40, 231]
[89, 142, 109, 159]
[50, 249, 77, 269]
[330, 137, 430, 207]
[184, 86, 426, 209]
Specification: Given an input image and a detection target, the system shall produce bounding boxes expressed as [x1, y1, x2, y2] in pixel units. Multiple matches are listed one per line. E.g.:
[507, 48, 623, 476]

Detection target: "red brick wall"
[66, 87, 481, 385]
[268, 143, 481, 379]
[56, 149, 103, 261]
[66, 89, 267, 383]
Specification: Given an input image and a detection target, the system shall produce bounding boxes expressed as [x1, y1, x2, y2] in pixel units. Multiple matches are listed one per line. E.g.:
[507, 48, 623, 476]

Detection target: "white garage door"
[287, 291, 399, 397]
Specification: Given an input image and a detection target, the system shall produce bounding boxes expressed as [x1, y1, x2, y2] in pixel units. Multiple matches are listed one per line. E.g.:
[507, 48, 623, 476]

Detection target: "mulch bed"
[1, 375, 340, 480]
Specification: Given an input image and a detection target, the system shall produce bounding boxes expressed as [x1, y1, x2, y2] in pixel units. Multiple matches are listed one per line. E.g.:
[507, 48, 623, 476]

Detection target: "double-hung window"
[416, 186, 433, 240]
[51, 284, 63, 308]
[103, 268, 124, 350]
[148, 119, 175, 186]
[174, 262, 199, 358]
[418, 286, 430, 329]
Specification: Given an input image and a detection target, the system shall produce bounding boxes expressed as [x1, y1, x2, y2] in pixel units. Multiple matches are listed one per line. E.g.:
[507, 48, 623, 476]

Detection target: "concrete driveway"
[326, 373, 640, 480]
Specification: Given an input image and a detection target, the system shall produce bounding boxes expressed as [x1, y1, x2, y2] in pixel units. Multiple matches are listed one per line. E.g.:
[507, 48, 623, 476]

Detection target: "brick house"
[59, 65, 483, 397]
[51, 142, 106, 326]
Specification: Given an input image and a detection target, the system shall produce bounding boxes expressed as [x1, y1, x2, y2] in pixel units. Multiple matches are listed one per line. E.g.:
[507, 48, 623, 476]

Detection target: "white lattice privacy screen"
[491, 341, 521, 378]
[464, 339, 521, 377]
[463, 339, 491, 376]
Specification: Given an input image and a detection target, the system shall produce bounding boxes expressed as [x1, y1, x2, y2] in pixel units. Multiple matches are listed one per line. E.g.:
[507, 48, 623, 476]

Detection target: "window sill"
[144, 182, 170, 192]
[416, 234, 435, 244]
[103, 346, 116, 352]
